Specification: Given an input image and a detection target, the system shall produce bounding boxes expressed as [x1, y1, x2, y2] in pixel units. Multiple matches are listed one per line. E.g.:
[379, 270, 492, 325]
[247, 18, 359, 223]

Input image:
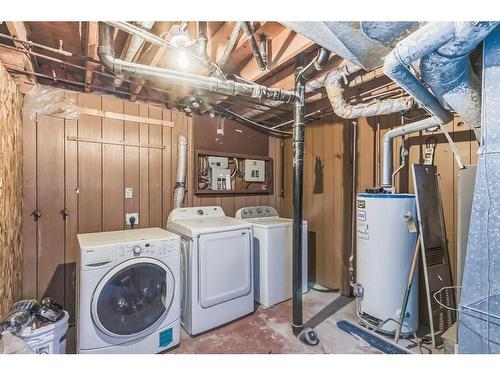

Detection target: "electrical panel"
[211, 168, 231, 190]
[207, 156, 229, 169]
[195, 150, 272, 195]
[244, 159, 266, 182]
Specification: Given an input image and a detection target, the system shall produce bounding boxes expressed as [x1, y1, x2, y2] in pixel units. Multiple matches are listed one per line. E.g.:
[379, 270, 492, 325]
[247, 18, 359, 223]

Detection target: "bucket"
[19, 311, 69, 354]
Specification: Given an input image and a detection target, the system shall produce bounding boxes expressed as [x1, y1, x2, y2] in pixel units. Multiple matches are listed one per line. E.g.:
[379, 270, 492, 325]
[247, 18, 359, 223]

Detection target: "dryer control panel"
[235, 206, 279, 220]
[168, 206, 226, 221]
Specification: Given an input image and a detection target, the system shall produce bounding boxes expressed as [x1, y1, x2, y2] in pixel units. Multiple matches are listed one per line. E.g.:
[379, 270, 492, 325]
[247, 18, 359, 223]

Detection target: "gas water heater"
[356, 193, 419, 335]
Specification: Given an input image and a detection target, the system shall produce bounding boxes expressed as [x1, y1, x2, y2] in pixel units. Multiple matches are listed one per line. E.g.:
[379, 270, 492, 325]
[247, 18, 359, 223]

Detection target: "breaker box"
[207, 156, 229, 169]
[244, 159, 266, 182]
[211, 167, 231, 190]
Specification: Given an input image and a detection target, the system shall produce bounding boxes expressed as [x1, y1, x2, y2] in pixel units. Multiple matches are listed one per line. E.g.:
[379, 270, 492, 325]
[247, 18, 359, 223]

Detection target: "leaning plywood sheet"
[0, 60, 23, 319]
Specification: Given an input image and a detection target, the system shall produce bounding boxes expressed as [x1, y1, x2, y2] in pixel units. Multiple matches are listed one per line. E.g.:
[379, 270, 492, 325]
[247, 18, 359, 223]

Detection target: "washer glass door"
[92, 258, 174, 337]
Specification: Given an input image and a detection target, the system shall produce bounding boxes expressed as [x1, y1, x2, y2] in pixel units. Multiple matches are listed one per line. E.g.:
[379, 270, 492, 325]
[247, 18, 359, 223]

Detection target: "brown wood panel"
[323, 120, 336, 287]
[64, 91, 79, 321]
[124, 101, 140, 229]
[102, 96, 124, 231]
[77, 93, 102, 234]
[36, 114, 65, 302]
[282, 114, 477, 291]
[148, 106, 163, 227]
[162, 108, 173, 226]
[21, 113, 37, 299]
[139, 103, 150, 228]
[22, 88, 192, 314]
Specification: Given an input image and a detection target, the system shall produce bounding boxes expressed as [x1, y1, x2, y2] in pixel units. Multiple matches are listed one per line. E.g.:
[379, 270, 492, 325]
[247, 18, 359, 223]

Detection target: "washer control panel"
[235, 206, 279, 220]
[117, 238, 180, 261]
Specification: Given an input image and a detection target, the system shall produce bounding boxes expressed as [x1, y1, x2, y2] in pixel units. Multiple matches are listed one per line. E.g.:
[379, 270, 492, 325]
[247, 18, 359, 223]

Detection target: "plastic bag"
[23, 84, 79, 120]
[0, 332, 33, 354]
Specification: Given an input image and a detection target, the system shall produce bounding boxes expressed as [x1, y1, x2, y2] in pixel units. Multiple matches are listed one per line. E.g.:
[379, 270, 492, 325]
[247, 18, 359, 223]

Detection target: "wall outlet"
[125, 213, 139, 226]
[125, 187, 133, 199]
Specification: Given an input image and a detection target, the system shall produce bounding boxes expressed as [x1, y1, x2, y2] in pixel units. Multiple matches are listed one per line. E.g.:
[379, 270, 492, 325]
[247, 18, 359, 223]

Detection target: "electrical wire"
[213, 104, 292, 136]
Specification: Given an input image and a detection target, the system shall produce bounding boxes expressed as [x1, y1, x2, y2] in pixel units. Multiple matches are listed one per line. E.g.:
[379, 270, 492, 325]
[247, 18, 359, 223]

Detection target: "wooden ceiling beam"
[207, 21, 239, 66]
[82, 21, 98, 93]
[4, 22, 36, 91]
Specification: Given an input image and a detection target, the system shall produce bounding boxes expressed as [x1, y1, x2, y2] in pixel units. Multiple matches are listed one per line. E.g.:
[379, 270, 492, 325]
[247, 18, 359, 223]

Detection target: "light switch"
[125, 187, 133, 199]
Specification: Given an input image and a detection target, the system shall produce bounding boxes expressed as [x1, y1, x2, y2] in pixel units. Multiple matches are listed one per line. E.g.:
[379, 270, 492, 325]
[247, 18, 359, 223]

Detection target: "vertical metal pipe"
[292, 54, 305, 336]
[348, 120, 358, 287]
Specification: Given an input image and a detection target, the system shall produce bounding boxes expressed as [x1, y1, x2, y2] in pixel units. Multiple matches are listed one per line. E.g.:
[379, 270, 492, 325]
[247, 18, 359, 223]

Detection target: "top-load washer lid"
[240, 217, 293, 229]
[235, 206, 302, 228]
[167, 206, 252, 237]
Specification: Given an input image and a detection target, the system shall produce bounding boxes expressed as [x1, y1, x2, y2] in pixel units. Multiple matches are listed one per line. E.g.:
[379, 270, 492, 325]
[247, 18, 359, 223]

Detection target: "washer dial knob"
[132, 245, 142, 256]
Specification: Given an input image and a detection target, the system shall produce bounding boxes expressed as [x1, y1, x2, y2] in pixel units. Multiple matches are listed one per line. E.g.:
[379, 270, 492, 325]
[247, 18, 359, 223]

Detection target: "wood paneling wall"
[22, 91, 193, 320]
[283, 114, 477, 291]
[21, 91, 286, 320]
[0, 61, 23, 318]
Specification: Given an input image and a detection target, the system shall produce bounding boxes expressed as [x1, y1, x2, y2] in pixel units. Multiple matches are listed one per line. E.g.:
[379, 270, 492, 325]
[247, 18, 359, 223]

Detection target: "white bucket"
[19, 311, 69, 354]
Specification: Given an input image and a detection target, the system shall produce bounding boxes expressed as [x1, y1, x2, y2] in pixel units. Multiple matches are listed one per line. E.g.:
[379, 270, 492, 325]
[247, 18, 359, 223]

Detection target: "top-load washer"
[77, 228, 181, 354]
[235, 206, 308, 308]
[167, 206, 254, 336]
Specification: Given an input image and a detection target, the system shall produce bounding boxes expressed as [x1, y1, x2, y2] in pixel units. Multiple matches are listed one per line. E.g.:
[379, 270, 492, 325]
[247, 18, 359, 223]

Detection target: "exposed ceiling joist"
[83, 21, 98, 92]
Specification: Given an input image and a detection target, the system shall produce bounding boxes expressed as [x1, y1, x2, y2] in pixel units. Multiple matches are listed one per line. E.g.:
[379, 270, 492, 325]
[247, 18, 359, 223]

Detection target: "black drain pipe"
[292, 51, 328, 346]
[292, 53, 306, 337]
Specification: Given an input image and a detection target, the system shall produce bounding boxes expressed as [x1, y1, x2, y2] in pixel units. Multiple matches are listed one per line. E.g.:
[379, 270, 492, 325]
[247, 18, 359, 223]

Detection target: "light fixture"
[169, 25, 191, 48]
[175, 49, 191, 69]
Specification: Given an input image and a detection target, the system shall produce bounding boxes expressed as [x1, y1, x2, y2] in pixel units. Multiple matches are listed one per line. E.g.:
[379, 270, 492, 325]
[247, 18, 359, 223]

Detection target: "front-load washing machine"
[77, 228, 181, 354]
[167, 206, 254, 336]
[235, 206, 308, 308]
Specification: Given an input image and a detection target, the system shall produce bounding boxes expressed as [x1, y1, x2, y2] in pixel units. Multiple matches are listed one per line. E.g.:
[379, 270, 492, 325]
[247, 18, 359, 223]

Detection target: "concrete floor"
[68, 289, 437, 354]
[169, 289, 434, 354]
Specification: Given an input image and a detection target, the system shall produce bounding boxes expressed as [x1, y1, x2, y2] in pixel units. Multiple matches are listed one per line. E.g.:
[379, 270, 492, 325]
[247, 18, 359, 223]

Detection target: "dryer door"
[198, 229, 252, 308]
[91, 258, 175, 338]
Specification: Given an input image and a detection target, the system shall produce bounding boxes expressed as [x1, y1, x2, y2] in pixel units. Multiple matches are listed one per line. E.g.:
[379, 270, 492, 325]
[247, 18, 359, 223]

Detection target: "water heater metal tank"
[356, 193, 419, 335]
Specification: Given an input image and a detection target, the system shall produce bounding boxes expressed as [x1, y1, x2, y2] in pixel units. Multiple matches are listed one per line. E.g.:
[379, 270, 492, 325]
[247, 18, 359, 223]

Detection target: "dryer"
[167, 206, 254, 336]
[235, 206, 308, 308]
[77, 228, 181, 354]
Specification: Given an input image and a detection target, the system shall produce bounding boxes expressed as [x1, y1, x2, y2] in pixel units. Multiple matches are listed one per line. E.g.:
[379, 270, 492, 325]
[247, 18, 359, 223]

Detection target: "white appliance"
[235, 206, 308, 308]
[167, 206, 254, 336]
[77, 228, 181, 354]
[356, 193, 419, 334]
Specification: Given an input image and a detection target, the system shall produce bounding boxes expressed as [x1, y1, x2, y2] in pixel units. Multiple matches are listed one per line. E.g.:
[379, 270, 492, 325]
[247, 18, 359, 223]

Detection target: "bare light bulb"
[176, 50, 190, 69]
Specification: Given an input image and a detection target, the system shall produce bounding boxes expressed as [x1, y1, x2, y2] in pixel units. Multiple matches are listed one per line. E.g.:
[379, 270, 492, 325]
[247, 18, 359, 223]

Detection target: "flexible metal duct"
[420, 22, 498, 138]
[324, 75, 414, 119]
[173, 135, 187, 209]
[97, 23, 296, 102]
[315, 61, 414, 119]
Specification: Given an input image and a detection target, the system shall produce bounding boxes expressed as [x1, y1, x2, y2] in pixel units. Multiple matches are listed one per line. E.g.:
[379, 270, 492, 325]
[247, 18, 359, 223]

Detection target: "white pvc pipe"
[173, 135, 187, 208]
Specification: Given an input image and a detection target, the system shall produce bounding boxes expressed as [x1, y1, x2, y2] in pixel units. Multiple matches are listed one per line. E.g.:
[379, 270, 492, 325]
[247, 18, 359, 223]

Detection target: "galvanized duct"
[384, 22, 456, 124]
[459, 26, 500, 353]
[420, 22, 499, 139]
[98, 23, 296, 103]
[384, 22, 498, 130]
